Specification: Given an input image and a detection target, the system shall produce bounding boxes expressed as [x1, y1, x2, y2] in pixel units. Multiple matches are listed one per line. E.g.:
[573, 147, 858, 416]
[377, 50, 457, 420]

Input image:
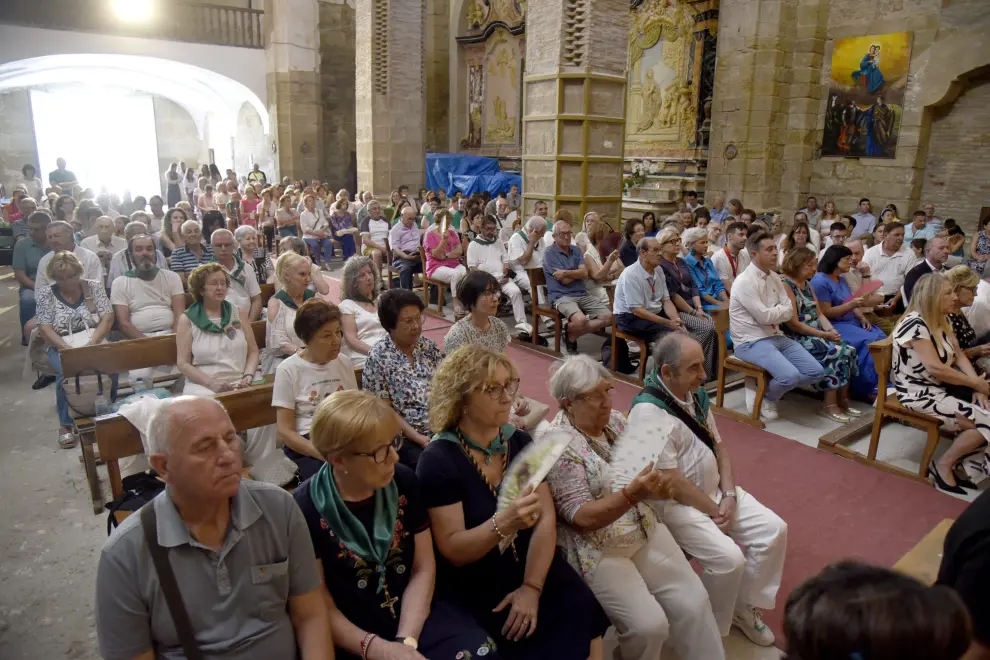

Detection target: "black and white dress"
[892, 312, 990, 441]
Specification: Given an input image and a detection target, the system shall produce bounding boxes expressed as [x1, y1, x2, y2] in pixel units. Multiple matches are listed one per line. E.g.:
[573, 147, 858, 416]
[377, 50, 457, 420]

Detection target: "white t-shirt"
[272, 353, 358, 435]
[507, 231, 544, 271]
[338, 299, 387, 368]
[467, 240, 507, 278]
[80, 235, 127, 255]
[109, 270, 184, 333]
[300, 209, 329, 238]
[35, 245, 104, 291]
[221, 260, 262, 314]
[360, 217, 390, 248]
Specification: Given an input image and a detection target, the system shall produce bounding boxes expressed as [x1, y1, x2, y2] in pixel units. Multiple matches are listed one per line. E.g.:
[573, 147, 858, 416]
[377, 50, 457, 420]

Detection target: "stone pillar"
[266, 0, 323, 181]
[319, 0, 357, 191]
[355, 0, 426, 197]
[425, 0, 450, 153]
[521, 0, 630, 228]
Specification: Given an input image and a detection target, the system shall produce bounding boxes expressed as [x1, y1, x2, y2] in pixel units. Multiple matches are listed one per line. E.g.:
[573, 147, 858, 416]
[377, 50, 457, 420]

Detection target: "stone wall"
[153, 97, 209, 193]
[234, 101, 271, 177]
[921, 72, 990, 232]
[319, 0, 357, 189]
[0, 89, 39, 194]
[426, 0, 449, 152]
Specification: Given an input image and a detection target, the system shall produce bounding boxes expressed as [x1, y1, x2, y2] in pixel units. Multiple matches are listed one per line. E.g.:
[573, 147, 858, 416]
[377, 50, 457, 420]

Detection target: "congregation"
[5, 158, 990, 660]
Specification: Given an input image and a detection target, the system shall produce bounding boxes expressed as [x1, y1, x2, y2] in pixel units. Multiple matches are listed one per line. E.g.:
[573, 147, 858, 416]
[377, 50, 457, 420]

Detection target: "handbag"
[60, 292, 111, 418]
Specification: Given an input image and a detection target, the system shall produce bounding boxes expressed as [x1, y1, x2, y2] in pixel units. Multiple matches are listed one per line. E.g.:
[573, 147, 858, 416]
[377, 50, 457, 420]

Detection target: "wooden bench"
[183, 282, 276, 310]
[818, 336, 942, 485]
[711, 308, 769, 429]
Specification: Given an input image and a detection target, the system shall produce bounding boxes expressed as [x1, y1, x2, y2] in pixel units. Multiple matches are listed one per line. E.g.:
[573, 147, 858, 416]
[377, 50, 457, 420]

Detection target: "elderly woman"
[234, 224, 273, 285]
[706, 222, 724, 254]
[543, 355, 724, 660]
[301, 193, 332, 268]
[273, 299, 358, 480]
[339, 255, 387, 369]
[682, 226, 727, 311]
[266, 251, 315, 362]
[584, 222, 623, 307]
[36, 251, 114, 448]
[619, 217, 646, 267]
[278, 236, 330, 296]
[176, 263, 259, 396]
[329, 198, 359, 260]
[417, 345, 610, 659]
[276, 193, 301, 238]
[362, 289, 444, 468]
[423, 208, 468, 318]
[813, 245, 886, 401]
[656, 228, 718, 379]
[294, 390, 499, 660]
[946, 265, 990, 374]
[779, 247, 862, 422]
[892, 273, 990, 494]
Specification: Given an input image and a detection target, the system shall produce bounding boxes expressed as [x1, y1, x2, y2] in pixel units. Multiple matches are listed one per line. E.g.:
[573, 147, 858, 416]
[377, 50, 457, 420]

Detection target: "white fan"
[609, 413, 679, 491]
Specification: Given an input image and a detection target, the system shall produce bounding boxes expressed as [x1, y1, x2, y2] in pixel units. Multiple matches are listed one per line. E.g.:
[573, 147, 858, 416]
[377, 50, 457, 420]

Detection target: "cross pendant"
[381, 587, 398, 618]
[485, 455, 492, 464]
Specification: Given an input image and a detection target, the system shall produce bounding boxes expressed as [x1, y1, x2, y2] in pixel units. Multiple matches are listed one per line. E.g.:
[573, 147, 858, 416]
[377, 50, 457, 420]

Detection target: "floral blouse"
[443, 316, 510, 355]
[544, 410, 654, 580]
[362, 334, 444, 436]
[36, 279, 112, 337]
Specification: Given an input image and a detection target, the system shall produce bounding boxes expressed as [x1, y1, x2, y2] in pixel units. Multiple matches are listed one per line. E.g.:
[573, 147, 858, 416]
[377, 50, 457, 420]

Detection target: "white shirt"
[219, 259, 261, 314]
[272, 353, 357, 435]
[727, 263, 793, 346]
[35, 245, 104, 291]
[338, 299, 387, 369]
[300, 209, 329, 238]
[506, 231, 544, 272]
[467, 240, 507, 278]
[965, 279, 990, 339]
[613, 260, 670, 316]
[710, 246, 751, 292]
[107, 249, 168, 285]
[109, 270, 184, 333]
[862, 244, 915, 295]
[80, 235, 127, 256]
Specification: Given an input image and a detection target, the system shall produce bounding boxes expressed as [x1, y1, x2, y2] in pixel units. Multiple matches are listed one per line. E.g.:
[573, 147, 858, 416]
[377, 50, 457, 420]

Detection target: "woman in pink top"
[423, 208, 468, 318]
[240, 187, 261, 227]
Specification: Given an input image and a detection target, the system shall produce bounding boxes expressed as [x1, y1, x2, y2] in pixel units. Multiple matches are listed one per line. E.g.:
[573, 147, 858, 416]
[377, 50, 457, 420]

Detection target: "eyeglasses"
[351, 434, 404, 463]
[575, 384, 615, 406]
[481, 379, 520, 401]
[482, 289, 501, 299]
[398, 314, 425, 328]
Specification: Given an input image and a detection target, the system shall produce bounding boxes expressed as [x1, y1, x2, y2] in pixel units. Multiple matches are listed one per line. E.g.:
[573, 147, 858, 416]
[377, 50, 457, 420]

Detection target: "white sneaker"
[626, 339, 641, 355]
[762, 399, 779, 420]
[732, 607, 775, 647]
[515, 322, 534, 335]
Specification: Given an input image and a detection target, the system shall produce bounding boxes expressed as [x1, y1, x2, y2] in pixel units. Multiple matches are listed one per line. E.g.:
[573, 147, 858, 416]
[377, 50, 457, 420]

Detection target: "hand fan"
[609, 412, 679, 492]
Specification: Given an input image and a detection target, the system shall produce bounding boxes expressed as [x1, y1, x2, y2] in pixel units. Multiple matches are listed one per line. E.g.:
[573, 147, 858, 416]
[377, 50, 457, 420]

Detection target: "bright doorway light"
[113, 0, 155, 23]
[31, 88, 162, 201]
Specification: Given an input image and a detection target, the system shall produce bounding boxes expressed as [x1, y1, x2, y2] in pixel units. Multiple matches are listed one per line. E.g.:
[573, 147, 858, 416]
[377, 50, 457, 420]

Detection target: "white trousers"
[430, 264, 467, 301]
[659, 487, 787, 636]
[587, 526, 725, 660]
[500, 278, 528, 325]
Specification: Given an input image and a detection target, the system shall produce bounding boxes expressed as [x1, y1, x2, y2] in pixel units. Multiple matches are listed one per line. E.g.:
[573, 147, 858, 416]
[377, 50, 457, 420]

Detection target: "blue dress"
[811, 272, 886, 400]
[852, 53, 884, 93]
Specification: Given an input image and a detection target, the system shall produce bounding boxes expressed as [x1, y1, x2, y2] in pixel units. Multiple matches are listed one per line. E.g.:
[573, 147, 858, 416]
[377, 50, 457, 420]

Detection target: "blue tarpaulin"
[426, 153, 521, 197]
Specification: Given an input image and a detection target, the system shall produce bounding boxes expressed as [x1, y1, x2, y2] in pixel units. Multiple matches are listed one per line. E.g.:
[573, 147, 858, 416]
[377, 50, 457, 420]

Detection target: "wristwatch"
[401, 637, 419, 649]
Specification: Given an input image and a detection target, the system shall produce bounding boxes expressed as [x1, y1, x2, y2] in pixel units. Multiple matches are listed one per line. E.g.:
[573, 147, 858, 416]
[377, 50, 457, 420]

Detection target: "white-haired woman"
[234, 224, 273, 285]
[543, 355, 725, 660]
[338, 255, 387, 369]
[682, 226, 728, 312]
[266, 251, 315, 363]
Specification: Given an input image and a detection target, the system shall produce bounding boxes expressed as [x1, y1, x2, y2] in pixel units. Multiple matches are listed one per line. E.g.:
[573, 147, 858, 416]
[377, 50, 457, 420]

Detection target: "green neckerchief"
[309, 463, 398, 593]
[350, 293, 375, 304]
[185, 300, 235, 333]
[433, 424, 515, 463]
[213, 255, 246, 286]
[123, 267, 160, 278]
[515, 229, 529, 245]
[273, 288, 315, 310]
[472, 235, 497, 246]
[633, 370, 715, 454]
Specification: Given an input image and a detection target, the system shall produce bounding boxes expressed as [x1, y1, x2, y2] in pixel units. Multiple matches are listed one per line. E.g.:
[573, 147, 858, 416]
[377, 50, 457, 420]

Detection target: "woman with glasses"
[273, 298, 358, 481]
[293, 390, 499, 659]
[362, 289, 444, 469]
[946, 265, 990, 374]
[417, 345, 609, 660]
[543, 355, 725, 660]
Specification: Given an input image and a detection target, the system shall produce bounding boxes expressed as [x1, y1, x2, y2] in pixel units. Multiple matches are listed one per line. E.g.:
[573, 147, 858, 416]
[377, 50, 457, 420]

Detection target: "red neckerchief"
[723, 246, 738, 277]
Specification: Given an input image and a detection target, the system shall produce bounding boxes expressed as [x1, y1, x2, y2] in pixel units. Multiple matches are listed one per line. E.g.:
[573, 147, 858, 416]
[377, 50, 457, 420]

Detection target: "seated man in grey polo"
[95, 396, 332, 660]
[613, 236, 684, 344]
[543, 219, 612, 353]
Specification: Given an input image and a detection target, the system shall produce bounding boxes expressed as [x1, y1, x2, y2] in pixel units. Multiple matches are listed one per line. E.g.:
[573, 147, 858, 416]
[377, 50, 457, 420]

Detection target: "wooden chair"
[418, 245, 447, 315]
[711, 308, 769, 429]
[525, 267, 561, 353]
[383, 237, 396, 290]
[605, 286, 648, 381]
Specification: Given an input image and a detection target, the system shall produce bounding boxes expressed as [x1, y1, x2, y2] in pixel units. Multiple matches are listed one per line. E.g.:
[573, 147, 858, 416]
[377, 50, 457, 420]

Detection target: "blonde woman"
[266, 251, 315, 361]
[417, 345, 609, 659]
[945, 265, 990, 373]
[891, 273, 990, 493]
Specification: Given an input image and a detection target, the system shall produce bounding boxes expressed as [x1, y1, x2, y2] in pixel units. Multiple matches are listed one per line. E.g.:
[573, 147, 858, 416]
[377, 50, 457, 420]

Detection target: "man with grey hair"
[212, 228, 262, 320]
[612, 236, 683, 345]
[614, 333, 787, 648]
[358, 199, 390, 275]
[170, 219, 214, 287]
[543, 219, 613, 353]
[33, 220, 103, 290]
[903, 234, 949, 303]
[507, 216, 548, 298]
[107, 220, 169, 284]
[96, 396, 332, 659]
[388, 205, 423, 290]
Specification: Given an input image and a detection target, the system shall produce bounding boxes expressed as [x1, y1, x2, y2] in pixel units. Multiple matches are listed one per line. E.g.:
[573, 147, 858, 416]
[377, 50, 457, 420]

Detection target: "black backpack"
[602, 337, 639, 374]
[105, 471, 166, 536]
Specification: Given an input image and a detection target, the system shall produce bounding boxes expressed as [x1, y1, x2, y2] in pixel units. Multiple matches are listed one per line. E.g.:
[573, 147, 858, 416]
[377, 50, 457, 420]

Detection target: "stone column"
[266, 0, 323, 180]
[521, 0, 630, 228]
[355, 0, 426, 197]
[319, 0, 357, 191]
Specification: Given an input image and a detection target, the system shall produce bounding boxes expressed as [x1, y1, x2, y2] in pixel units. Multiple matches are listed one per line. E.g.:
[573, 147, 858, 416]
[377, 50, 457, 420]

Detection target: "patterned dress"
[782, 278, 858, 391]
[892, 312, 990, 442]
[967, 231, 990, 276]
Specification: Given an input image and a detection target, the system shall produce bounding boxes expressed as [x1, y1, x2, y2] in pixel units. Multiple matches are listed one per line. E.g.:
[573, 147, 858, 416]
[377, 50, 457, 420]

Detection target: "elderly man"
[247, 162, 267, 185]
[467, 213, 532, 333]
[708, 195, 730, 225]
[613, 236, 683, 346]
[903, 234, 950, 303]
[211, 229, 262, 320]
[34, 220, 103, 290]
[107, 220, 169, 285]
[171, 219, 215, 286]
[923, 203, 943, 236]
[615, 333, 787, 647]
[862, 221, 911, 314]
[11, 195, 39, 240]
[544, 219, 613, 352]
[111, 234, 185, 341]
[82, 215, 128, 284]
[95, 397, 332, 660]
[495, 196, 517, 244]
[711, 221, 750, 294]
[850, 198, 877, 239]
[12, 211, 51, 344]
[729, 231, 824, 420]
[388, 206, 423, 290]
[507, 215, 547, 297]
[844, 238, 893, 334]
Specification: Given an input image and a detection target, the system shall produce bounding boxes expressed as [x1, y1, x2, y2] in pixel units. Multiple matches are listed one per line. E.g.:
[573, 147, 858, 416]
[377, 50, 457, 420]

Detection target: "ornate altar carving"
[482, 29, 520, 145]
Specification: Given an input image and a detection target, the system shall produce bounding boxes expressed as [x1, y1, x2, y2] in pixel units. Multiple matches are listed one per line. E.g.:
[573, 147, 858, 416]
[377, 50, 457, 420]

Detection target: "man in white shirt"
[799, 196, 822, 232]
[616, 333, 786, 647]
[107, 220, 168, 285]
[613, 236, 683, 343]
[923, 203, 943, 236]
[495, 197, 517, 244]
[850, 198, 877, 239]
[506, 216, 547, 303]
[683, 190, 701, 213]
[711, 221, 750, 294]
[728, 231, 824, 419]
[862, 221, 911, 314]
[212, 229, 262, 320]
[35, 221, 104, 290]
[81, 215, 127, 285]
[359, 200, 390, 275]
[467, 214, 531, 332]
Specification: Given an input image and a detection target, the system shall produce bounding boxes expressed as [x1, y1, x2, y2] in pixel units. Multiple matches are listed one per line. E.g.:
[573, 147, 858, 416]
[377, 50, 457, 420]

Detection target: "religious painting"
[461, 65, 485, 149]
[465, 0, 525, 32]
[483, 30, 520, 145]
[822, 31, 913, 158]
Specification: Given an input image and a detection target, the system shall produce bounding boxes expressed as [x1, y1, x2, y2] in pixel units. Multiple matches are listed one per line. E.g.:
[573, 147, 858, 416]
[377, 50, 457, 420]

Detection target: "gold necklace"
[456, 429, 518, 561]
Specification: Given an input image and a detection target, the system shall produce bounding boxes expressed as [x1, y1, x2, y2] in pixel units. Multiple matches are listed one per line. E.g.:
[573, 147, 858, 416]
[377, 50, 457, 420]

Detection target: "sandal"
[58, 431, 78, 449]
[820, 405, 851, 423]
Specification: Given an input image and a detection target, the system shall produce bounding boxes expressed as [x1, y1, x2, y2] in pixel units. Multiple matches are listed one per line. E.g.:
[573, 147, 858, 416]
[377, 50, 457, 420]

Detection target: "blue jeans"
[733, 335, 825, 402]
[47, 346, 72, 426]
[19, 287, 35, 339]
[392, 256, 423, 290]
[304, 237, 333, 264]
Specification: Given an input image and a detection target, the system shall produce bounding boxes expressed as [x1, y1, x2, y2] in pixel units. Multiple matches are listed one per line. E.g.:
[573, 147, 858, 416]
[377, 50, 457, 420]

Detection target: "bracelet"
[722, 490, 737, 499]
[360, 632, 378, 660]
[621, 486, 636, 507]
[491, 514, 509, 541]
[523, 580, 543, 594]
